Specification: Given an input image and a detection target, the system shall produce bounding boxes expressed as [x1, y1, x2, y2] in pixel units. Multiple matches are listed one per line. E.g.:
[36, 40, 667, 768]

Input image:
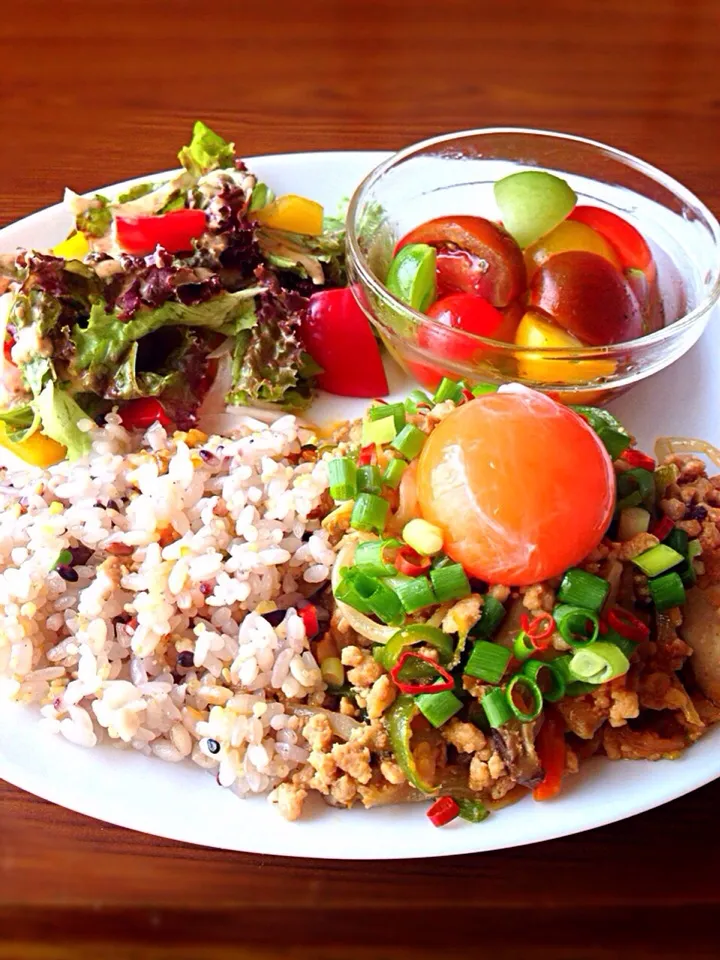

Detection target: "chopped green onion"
[357, 464, 383, 495]
[568, 641, 630, 684]
[654, 462, 679, 498]
[378, 623, 454, 669]
[350, 493, 389, 534]
[553, 604, 599, 648]
[471, 596, 506, 638]
[617, 507, 651, 542]
[481, 687, 513, 728]
[415, 688, 463, 728]
[604, 627, 638, 660]
[382, 458, 407, 489]
[361, 416, 396, 447]
[688, 539, 702, 560]
[678, 558, 698, 588]
[663, 528, 689, 554]
[456, 797, 490, 823]
[632, 543, 684, 577]
[327, 458, 357, 502]
[335, 569, 404, 624]
[404, 389, 432, 414]
[403, 518, 444, 556]
[391, 424, 426, 460]
[570, 405, 631, 460]
[617, 467, 655, 511]
[549, 654, 574, 687]
[386, 575, 436, 614]
[505, 674, 543, 722]
[513, 630, 535, 661]
[520, 659, 565, 703]
[430, 563, 471, 603]
[648, 571, 686, 611]
[433, 377, 463, 404]
[354, 538, 400, 577]
[364, 581, 405, 626]
[557, 568, 609, 613]
[369, 402, 406, 433]
[465, 640, 511, 683]
[471, 383, 498, 396]
[55, 549, 73, 569]
[565, 680, 599, 697]
[616, 491, 643, 511]
[320, 656, 345, 688]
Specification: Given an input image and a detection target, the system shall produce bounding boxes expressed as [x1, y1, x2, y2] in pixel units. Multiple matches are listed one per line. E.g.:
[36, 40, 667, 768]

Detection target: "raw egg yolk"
[416, 387, 615, 585]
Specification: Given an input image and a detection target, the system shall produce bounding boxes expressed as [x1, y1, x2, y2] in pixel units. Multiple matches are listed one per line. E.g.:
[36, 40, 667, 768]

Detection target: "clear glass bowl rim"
[345, 126, 720, 356]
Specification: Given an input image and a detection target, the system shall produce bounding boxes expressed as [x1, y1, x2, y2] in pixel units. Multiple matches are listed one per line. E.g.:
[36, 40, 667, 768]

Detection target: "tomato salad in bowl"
[346, 128, 720, 403]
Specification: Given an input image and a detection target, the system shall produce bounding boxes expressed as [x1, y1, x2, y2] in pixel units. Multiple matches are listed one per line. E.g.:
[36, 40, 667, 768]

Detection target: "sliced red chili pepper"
[427, 795, 460, 827]
[650, 515, 675, 542]
[598, 617, 609, 636]
[395, 545, 431, 577]
[3, 334, 14, 365]
[520, 612, 556, 649]
[533, 709, 566, 801]
[298, 603, 319, 639]
[607, 606, 650, 642]
[119, 398, 171, 429]
[621, 448, 655, 471]
[460, 387, 475, 404]
[357, 444, 376, 466]
[389, 650, 454, 695]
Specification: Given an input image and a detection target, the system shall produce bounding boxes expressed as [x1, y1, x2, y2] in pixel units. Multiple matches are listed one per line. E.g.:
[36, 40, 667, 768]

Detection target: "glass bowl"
[346, 129, 720, 404]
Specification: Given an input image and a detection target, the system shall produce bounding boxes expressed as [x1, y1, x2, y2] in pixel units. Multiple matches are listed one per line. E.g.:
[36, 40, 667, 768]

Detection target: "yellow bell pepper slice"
[515, 311, 616, 384]
[52, 231, 91, 260]
[254, 194, 324, 236]
[0, 422, 66, 467]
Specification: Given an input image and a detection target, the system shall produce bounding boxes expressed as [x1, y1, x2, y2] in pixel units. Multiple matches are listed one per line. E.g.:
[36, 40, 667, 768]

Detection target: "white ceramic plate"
[1, 151, 719, 859]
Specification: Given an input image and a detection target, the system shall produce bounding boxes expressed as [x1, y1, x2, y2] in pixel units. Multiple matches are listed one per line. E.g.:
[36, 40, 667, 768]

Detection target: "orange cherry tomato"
[568, 206, 655, 281]
[397, 216, 526, 308]
[524, 220, 620, 280]
[416, 388, 615, 585]
[529, 251, 643, 345]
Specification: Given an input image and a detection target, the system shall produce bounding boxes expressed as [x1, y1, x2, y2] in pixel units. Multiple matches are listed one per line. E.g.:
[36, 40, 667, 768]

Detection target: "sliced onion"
[197, 353, 233, 418]
[602, 558, 624, 616]
[655, 437, 720, 467]
[206, 336, 235, 360]
[331, 541, 397, 645]
[286, 703, 361, 741]
[257, 234, 325, 285]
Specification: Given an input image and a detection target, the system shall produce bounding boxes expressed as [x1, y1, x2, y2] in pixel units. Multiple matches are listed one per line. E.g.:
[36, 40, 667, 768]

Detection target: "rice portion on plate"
[0, 412, 336, 799]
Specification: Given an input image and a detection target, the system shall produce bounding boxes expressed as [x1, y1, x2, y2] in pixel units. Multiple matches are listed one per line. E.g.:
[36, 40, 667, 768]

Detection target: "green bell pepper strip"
[375, 623, 454, 670]
[384, 694, 437, 794]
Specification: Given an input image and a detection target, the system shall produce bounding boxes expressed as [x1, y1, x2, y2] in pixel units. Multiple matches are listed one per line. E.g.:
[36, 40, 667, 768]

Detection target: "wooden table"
[2, 0, 720, 956]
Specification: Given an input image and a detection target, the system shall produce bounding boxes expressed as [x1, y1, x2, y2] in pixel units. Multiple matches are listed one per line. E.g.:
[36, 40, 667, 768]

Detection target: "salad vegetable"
[0, 121, 387, 464]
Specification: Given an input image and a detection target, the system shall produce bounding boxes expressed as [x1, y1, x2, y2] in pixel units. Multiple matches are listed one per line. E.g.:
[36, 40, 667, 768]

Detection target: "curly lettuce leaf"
[35, 381, 91, 460]
[107, 329, 208, 401]
[0, 402, 40, 443]
[178, 121, 235, 178]
[117, 182, 155, 204]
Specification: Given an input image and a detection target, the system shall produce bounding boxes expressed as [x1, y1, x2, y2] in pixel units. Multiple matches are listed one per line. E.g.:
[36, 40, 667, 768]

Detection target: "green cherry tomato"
[386, 243, 437, 312]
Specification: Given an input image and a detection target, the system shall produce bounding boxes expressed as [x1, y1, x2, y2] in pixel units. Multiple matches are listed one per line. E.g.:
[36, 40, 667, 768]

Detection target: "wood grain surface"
[2, 0, 720, 957]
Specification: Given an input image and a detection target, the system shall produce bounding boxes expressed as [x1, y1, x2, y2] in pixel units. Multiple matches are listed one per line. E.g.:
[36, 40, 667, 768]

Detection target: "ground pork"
[380, 760, 406, 784]
[556, 692, 609, 739]
[331, 739, 372, 784]
[341, 645, 383, 687]
[302, 713, 335, 752]
[365, 674, 396, 719]
[442, 719, 488, 755]
[273, 782, 307, 821]
[442, 595, 482, 634]
[330, 774, 357, 806]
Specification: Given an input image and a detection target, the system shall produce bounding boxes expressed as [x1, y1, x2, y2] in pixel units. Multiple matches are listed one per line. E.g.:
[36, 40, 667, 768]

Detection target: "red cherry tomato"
[396, 216, 526, 308]
[115, 209, 207, 256]
[300, 287, 388, 398]
[119, 398, 172, 429]
[568, 206, 654, 280]
[405, 359, 456, 391]
[529, 251, 643, 346]
[418, 293, 504, 362]
[416, 388, 615, 585]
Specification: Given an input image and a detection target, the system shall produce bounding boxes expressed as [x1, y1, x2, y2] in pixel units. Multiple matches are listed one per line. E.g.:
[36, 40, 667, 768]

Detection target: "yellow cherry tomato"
[254, 194, 324, 236]
[0, 423, 66, 467]
[514, 310, 616, 384]
[52, 231, 91, 260]
[524, 220, 620, 279]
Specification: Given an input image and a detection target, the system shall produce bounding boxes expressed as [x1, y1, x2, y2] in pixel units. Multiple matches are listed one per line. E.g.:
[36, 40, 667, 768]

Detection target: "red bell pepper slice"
[650, 515, 675, 542]
[426, 796, 460, 827]
[300, 287, 388, 397]
[119, 398, 172, 429]
[533, 709, 566, 801]
[115, 209, 207, 256]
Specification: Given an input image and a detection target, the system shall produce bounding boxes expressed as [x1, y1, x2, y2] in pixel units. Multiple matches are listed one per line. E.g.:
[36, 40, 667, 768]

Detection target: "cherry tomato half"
[397, 216, 526, 308]
[416, 387, 615, 585]
[568, 206, 655, 281]
[418, 293, 505, 362]
[529, 251, 643, 346]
